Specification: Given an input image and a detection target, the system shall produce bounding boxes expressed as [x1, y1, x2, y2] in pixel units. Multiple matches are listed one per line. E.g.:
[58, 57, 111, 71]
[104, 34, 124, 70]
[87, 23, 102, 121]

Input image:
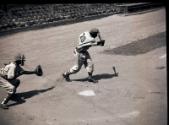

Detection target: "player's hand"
[97, 40, 105, 46]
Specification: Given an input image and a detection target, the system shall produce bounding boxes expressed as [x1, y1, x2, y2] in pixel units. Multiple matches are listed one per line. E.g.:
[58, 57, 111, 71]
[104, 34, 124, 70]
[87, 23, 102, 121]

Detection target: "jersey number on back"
[80, 33, 86, 43]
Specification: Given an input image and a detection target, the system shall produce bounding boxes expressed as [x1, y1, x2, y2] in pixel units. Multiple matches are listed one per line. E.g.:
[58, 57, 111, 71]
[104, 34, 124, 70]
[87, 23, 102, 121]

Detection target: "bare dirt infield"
[0, 8, 166, 125]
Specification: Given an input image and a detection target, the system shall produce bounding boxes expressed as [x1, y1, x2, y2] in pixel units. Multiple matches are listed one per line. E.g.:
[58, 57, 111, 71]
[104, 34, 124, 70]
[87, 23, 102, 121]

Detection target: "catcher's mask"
[89, 28, 99, 38]
[15, 54, 26, 66]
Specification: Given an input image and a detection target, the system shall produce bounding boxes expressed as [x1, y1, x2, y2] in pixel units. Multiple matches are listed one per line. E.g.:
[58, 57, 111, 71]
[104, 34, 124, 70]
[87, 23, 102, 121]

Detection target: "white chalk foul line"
[118, 110, 140, 118]
[159, 54, 166, 59]
[78, 90, 96, 96]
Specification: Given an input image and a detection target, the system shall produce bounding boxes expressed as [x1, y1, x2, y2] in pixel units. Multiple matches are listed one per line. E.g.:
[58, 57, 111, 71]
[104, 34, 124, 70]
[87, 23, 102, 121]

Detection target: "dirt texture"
[0, 8, 166, 125]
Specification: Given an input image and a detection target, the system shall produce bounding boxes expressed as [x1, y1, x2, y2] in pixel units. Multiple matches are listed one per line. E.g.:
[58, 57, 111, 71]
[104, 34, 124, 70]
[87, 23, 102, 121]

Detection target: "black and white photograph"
[0, 3, 167, 125]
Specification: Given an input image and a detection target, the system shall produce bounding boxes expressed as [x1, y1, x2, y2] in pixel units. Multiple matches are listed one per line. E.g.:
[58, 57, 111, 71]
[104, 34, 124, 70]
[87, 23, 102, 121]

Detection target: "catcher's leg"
[0, 77, 16, 109]
[1, 93, 13, 109]
[8, 79, 22, 100]
[10, 79, 20, 89]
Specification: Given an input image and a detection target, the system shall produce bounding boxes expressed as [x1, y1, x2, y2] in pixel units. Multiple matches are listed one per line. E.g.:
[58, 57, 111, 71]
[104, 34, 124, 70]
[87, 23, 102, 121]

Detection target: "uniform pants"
[69, 51, 94, 74]
[0, 77, 15, 94]
[0, 77, 20, 104]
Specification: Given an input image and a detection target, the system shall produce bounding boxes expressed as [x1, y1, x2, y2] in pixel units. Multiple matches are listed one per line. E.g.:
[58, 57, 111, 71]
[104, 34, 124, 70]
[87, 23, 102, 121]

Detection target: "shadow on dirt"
[103, 32, 166, 56]
[156, 66, 166, 70]
[71, 73, 118, 82]
[8, 86, 55, 107]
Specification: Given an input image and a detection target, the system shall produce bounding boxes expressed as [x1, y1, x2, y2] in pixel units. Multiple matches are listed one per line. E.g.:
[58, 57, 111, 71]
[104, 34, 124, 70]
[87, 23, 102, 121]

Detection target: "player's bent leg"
[86, 59, 94, 73]
[0, 93, 13, 109]
[0, 80, 16, 109]
[0, 84, 15, 109]
[10, 79, 20, 89]
[63, 64, 82, 82]
[86, 60, 98, 83]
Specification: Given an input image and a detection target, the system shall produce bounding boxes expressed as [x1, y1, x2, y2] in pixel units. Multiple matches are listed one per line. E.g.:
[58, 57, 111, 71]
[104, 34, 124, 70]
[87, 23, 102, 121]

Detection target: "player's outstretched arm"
[97, 32, 102, 41]
[20, 65, 43, 76]
[96, 31, 105, 46]
[21, 70, 35, 75]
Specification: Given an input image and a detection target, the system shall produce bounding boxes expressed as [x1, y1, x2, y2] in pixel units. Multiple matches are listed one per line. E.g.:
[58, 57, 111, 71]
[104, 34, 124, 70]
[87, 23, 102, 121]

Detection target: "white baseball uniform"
[0, 62, 16, 94]
[68, 31, 98, 74]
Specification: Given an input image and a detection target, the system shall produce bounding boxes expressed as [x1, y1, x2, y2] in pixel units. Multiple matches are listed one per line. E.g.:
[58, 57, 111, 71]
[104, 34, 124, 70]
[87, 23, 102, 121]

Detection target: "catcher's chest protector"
[14, 65, 23, 77]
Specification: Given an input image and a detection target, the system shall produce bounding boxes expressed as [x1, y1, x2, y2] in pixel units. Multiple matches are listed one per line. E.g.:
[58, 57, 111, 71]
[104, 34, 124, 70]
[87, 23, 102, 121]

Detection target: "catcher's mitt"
[35, 65, 43, 76]
[97, 40, 105, 46]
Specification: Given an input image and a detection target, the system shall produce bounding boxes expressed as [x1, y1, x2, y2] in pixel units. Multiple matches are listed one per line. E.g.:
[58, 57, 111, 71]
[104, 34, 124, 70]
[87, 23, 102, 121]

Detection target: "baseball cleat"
[62, 73, 71, 82]
[88, 77, 98, 83]
[0, 104, 9, 109]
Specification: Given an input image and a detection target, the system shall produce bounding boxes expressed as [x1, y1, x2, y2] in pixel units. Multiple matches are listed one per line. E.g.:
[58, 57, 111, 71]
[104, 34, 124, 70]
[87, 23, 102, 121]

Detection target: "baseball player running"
[63, 28, 105, 83]
[0, 54, 43, 109]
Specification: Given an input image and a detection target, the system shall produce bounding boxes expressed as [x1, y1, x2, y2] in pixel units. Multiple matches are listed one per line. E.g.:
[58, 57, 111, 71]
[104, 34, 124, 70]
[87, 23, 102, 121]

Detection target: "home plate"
[78, 90, 96, 96]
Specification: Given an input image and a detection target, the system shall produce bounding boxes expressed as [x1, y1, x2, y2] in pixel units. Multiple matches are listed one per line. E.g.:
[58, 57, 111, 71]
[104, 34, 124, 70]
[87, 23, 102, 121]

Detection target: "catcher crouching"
[0, 54, 43, 109]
